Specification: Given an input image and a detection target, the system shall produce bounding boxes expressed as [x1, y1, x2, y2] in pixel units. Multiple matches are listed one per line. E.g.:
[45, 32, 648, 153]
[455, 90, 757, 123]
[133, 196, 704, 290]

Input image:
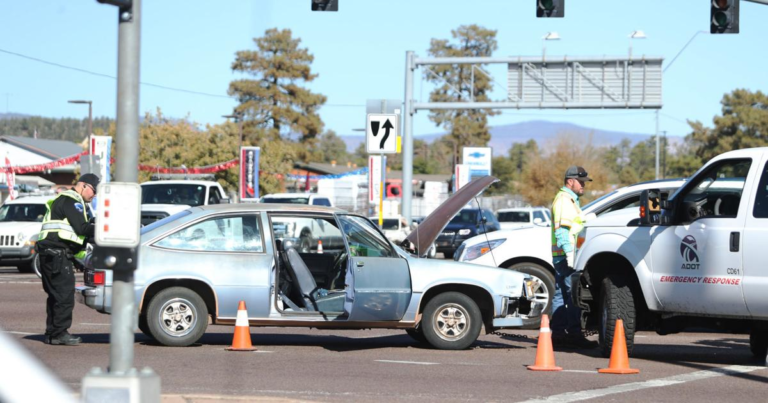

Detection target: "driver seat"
[283, 244, 345, 312]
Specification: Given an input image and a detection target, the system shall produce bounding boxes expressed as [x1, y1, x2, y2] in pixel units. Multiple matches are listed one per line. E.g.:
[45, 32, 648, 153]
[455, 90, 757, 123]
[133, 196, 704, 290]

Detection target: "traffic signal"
[537, 0, 564, 18]
[711, 0, 739, 34]
[311, 0, 338, 11]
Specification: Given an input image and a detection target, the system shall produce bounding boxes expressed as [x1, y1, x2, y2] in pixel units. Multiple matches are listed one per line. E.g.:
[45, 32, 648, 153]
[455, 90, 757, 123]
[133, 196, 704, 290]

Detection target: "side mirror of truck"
[639, 189, 662, 226]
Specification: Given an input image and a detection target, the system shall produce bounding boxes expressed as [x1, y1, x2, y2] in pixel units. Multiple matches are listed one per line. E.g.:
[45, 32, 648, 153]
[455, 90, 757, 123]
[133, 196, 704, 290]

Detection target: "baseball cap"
[78, 173, 101, 191]
[564, 166, 592, 181]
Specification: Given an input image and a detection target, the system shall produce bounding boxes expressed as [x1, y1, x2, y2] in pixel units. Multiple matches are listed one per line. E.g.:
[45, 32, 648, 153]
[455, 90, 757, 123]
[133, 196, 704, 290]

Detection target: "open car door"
[339, 215, 411, 321]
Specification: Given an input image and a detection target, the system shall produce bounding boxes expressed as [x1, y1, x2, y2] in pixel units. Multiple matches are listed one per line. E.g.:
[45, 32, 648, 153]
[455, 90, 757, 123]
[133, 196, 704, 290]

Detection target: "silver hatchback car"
[76, 177, 540, 350]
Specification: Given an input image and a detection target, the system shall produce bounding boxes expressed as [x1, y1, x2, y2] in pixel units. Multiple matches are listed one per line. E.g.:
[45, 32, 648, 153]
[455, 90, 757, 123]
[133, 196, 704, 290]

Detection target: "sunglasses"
[86, 184, 97, 195]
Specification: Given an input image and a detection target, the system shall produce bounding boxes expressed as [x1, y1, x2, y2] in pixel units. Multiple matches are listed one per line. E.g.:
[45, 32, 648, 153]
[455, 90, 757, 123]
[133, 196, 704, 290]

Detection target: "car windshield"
[142, 184, 206, 207]
[498, 211, 530, 223]
[0, 203, 48, 222]
[449, 210, 479, 225]
[260, 197, 310, 204]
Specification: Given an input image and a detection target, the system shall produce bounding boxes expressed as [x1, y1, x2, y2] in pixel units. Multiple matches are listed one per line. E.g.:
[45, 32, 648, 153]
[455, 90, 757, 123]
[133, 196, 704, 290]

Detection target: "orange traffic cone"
[527, 314, 562, 371]
[226, 301, 257, 351]
[598, 319, 639, 374]
[317, 240, 323, 254]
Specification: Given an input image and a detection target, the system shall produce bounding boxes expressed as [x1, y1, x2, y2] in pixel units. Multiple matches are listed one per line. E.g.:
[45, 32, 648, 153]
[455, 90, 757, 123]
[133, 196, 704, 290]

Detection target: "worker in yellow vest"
[550, 166, 597, 349]
[38, 173, 99, 346]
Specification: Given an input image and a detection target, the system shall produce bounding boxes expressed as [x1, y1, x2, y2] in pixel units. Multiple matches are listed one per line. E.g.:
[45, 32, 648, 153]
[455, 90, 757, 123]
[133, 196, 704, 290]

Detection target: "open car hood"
[405, 176, 498, 257]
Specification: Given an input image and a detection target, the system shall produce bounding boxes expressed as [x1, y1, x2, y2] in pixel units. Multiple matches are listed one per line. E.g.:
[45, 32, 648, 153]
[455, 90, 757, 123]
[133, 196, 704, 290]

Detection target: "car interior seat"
[281, 241, 345, 313]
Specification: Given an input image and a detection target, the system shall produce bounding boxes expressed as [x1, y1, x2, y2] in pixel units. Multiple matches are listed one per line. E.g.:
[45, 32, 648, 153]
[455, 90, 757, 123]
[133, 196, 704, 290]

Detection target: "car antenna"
[473, 195, 497, 267]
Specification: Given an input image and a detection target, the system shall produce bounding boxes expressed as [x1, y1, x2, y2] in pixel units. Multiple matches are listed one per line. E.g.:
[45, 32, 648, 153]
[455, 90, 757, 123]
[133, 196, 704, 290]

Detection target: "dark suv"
[435, 208, 500, 258]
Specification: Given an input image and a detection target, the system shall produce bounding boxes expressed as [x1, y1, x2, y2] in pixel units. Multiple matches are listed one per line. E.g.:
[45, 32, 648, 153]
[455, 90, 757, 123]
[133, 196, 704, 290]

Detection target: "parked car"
[434, 208, 500, 258]
[141, 179, 230, 226]
[368, 215, 412, 244]
[496, 207, 551, 230]
[454, 178, 686, 327]
[0, 195, 54, 274]
[76, 177, 540, 350]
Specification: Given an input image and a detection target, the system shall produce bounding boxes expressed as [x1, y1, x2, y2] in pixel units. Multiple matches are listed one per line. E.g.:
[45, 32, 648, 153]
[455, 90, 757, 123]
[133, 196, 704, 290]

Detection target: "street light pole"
[68, 100, 93, 173]
[222, 112, 244, 152]
[542, 31, 560, 62]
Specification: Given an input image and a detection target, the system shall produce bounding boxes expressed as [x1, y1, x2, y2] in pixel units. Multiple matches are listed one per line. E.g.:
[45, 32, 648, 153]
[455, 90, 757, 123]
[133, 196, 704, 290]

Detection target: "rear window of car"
[498, 211, 530, 223]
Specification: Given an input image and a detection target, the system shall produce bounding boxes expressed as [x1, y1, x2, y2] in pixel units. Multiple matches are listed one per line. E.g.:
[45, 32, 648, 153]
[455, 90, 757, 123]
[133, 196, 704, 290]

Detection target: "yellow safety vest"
[39, 190, 89, 257]
[551, 188, 586, 257]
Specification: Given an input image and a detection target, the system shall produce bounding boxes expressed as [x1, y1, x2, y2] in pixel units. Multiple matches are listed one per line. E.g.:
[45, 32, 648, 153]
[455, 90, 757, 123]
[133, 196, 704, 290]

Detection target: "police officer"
[550, 166, 597, 348]
[38, 173, 99, 346]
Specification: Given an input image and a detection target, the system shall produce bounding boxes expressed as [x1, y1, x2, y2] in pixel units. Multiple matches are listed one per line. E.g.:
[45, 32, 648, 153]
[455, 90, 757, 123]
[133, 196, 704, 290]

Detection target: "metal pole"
[402, 51, 415, 224]
[111, 0, 141, 374]
[655, 110, 660, 180]
[238, 117, 243, 151]
[88, 101, 93, 171]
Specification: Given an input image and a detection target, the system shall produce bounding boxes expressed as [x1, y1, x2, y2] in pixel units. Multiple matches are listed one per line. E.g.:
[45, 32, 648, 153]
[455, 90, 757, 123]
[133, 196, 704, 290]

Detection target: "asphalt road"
[1, 267, 766, 402]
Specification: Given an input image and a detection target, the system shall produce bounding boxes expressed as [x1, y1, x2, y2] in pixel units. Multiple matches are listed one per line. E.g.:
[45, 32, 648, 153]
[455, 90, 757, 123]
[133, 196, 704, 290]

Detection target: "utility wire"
[0, 48, 363, 107]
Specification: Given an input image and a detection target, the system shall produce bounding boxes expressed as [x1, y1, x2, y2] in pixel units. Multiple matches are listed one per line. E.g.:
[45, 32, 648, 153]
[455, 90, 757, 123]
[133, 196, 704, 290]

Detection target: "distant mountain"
[341, 120, 681, 155]
[0, 113, 31, 120]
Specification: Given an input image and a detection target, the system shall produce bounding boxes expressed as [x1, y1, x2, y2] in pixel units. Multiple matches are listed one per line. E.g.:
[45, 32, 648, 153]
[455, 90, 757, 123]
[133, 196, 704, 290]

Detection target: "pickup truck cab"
[141, 179, 229, 225]
[575, 147, 768, 359]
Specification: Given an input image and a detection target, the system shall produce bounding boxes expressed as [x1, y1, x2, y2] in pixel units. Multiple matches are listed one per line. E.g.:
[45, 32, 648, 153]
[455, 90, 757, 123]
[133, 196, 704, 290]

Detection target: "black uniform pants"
[40, 250, 76, 338]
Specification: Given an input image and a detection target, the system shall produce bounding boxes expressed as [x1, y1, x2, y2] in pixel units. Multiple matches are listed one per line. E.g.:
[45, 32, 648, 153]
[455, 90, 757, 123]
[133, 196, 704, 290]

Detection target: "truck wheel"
[505, 262, 555, 329]
[146, 287, 208, 347]
[421, 292, 482, 350]
[599, 274, 636, 358]
[750, 329, 768, 359]
[138, 314, 152, 338]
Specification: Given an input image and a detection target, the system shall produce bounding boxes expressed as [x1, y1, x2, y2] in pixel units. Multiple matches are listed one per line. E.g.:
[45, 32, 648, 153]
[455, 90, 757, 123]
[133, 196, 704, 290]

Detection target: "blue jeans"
[550, 256, 581, 335]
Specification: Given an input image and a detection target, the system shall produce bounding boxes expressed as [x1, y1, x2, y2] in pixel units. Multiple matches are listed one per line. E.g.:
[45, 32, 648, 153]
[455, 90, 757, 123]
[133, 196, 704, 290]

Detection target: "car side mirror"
[639, 189, 662, 226]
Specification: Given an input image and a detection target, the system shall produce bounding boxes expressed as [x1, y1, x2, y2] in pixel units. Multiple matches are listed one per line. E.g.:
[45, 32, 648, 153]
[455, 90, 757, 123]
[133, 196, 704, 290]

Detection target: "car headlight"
[460, 239, 506, 261]
[458, 229, 471, 236]
[576, 228, 587, 251]
[24, 233, 38, 247]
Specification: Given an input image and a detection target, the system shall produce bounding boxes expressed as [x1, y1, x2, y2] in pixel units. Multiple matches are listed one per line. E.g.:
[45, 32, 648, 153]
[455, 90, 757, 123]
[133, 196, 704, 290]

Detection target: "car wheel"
[600, 274, 636, 358]
[421, 292, 482, 350]
[32, 254, 42, 278]
[749, 328, 768, 359]
[505, 262, 555, 329]
[405, 323, 428, 344]
[146, 287, 208, 347]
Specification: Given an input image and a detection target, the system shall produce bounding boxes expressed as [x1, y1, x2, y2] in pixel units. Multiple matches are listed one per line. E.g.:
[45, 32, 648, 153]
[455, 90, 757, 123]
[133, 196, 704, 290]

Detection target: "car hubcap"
[523, 275, 549, 319]
[159, 298, 197, 337]
[433, 303, 469, 341]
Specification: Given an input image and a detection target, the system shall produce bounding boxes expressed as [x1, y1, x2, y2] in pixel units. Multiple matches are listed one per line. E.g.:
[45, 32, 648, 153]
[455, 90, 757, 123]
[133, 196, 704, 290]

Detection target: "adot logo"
[680, 235, 700, 270]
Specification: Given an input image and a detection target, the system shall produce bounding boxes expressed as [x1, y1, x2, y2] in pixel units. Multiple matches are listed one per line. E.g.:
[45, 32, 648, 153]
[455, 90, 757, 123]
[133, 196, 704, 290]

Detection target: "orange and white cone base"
[226, 301, 257, 351]
[527, 314, 562, 371]
[598, 319, 639, 374]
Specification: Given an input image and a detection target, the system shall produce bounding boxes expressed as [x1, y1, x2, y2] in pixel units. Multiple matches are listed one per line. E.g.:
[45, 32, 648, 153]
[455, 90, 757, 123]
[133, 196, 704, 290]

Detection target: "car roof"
[196, 203, 345, 214]
[261, 193, 324, 199]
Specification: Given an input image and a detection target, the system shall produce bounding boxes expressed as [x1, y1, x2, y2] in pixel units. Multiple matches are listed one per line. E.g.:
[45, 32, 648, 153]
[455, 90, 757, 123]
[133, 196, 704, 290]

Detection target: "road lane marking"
[376, 360, 439, 365]
[517, 365, 765, 403]
[3, 331, 37, 336]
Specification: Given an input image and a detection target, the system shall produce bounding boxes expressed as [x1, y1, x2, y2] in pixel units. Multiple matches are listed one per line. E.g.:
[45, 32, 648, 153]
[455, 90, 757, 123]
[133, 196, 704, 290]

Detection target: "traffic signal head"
[711, 0, 739, 34]
[537, 0, 564, 18]
[311, 0, 338, 12]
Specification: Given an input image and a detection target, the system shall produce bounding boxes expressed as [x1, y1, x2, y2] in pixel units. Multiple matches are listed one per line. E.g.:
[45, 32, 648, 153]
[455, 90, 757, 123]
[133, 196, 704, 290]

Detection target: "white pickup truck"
[575, 147, 768, 359]
[140, 180, 229, 225]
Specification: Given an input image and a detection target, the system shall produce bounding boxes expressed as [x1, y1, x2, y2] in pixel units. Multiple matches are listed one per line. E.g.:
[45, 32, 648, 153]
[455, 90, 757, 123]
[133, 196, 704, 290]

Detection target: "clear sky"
[1, 0, 766, 144]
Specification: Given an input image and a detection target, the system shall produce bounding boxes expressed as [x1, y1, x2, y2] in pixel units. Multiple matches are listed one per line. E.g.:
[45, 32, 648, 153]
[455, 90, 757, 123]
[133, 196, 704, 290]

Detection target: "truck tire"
[146, 287, 208, 347]
[599, 274, 636, 358]
[421, 292, 482, 350]
[505, 262, 555, 329]
[138, 314, 151, 338]
[405, 323, 428, 344]
[750, 329, 768, 359]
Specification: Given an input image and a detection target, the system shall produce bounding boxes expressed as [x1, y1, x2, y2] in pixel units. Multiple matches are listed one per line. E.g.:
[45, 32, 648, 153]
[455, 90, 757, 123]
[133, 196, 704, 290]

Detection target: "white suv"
[454, 179, 685, 326]
[141, 180, 230, 225]
[0, 195, 55, 273]
[496, 207, 551, 230]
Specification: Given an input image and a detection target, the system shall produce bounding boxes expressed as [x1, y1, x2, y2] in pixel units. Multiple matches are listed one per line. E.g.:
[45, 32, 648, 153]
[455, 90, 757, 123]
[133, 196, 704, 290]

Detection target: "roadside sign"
[240, 147, 260, 201]
[455, 164, 470, 192]
[462, 147, 492, 181]
[95, 182, 141, 248]
[366, 114, 399, 154]
[369, 155, 382, 204]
